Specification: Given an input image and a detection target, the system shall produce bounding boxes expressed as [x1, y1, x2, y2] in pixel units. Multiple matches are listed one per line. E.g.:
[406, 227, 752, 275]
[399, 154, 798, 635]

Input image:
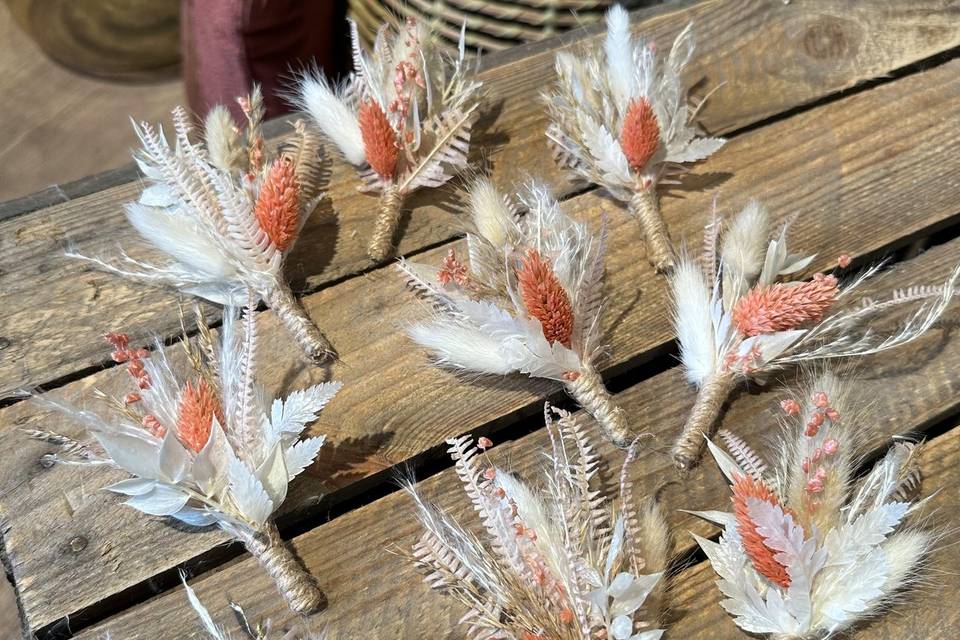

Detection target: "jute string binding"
[369, 185, 405, 263]
[239, 521, 327, 615]
[671, 372, 737, 471]
[629, 188, 675, 274]
[265, 282, 338, 364]
[565, 364, 631, 448]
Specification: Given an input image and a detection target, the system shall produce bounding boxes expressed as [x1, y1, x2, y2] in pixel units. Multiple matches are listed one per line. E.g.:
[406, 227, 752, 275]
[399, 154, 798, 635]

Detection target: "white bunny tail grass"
[293, 69, 365, 165]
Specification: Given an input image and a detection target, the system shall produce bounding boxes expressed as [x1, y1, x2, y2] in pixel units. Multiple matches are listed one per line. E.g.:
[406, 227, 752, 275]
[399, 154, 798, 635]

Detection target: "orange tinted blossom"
[731, 475, 792, 588]
[176, 380, 224, 452]
[517, 249, 574, 347]
[733, 274, 838, 337]
[359, 99, 399, 179]
[254, 157, 300, 251]
[620, 97, 660, 172]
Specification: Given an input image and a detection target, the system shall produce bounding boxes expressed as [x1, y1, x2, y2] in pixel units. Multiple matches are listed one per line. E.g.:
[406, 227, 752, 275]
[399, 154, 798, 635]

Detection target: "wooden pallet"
[1, 1, 959, 638]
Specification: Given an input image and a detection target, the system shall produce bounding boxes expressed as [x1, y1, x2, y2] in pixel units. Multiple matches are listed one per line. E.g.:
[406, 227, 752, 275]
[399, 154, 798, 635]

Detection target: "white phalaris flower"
[30, 303, 340, 615]
[691, 372, 933, 639]
[68, 88, 336, 364]
[545, 4, 725, 273]
[405, 404, 669, 640]
[294, 17, 482, 263]
[397, 179, 632, 446]
[669, 199, 960, 470]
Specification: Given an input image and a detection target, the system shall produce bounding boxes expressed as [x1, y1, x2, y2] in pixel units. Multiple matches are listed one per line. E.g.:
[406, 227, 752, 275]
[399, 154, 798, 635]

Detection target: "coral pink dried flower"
[437, 248, 471, 288]
[731, 474, 792, 588]
[733, 274, 839, 337]
[780, 399, 801, 415]
[838, 253, 851, 268]
[142, 414, 165, 438]
[254, 157, 300, 251]
[813, 391, 829, 408]
[477, 436, 493, 450]
[176, 379, 223, 453]
[517, 249, 575, 348]
[823, 438, 839, 455]
[359, 99, 399, 179]
[620, 97, 660, 173]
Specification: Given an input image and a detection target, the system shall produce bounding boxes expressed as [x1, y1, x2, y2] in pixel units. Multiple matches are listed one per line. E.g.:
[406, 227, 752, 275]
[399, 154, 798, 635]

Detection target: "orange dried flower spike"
[620, 97, 661, 173]
[731, 474, 792, 588]
[254, 157, 300, 251]
[516, 249, 574, 347]
[176, 379, 224, 453]
[733, 274, 838, 337]
[359, 99, 399, 179]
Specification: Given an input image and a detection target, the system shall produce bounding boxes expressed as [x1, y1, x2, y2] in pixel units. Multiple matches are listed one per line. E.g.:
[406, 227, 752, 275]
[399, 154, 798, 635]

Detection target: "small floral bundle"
[70, 88, 336, 364]
[398, 179, 631, 446]
[669, 199, 960, 470]
[405, 404, 670, 640]
[691, 372, 933, 639]
[295, 17, 482, 263]
[29, 304, 340, 615]
[545, 5, 725, 273]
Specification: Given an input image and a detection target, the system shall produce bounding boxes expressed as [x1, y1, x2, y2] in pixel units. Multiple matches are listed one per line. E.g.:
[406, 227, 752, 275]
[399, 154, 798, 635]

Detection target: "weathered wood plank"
[7, 53, 960, 634]
[2, 0, 960, 398]
[75, 237, 960, 639]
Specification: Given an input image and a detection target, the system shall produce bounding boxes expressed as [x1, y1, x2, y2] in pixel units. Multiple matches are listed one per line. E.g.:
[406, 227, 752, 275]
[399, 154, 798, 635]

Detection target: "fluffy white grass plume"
[669, 199, 960, 470]
[68, 88, 336, 364]
[404, 404, 670, 640]
[28, 303, 340, 615]
[691, 372, 934, 638]
[545, 5, 725, 272]
[397, 179, 633, 447]
[293, 18, 483, 263]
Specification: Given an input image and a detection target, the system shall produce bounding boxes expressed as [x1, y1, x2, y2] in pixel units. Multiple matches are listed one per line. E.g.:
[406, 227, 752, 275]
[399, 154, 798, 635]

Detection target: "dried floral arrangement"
[69, 88, 337, 364]
[405, 404, 670, 640]
[545, 5, 725, 273]
[29, 303, 339, 614]
[690, 372, 933, 638]
[669, 199, 960, 470]
[397, 179, 631, 446]
[295, 18, 482, 263]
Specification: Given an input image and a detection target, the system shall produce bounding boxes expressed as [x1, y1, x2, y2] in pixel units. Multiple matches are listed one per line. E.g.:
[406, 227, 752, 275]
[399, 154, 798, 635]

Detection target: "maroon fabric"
[181, 0, 340, 121]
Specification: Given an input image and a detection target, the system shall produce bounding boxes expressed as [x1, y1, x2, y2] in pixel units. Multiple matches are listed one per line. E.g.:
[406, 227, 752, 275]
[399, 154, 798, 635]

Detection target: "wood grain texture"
[3, 0, 960, 398]
[74, 237, 960, 639]
[7, 54, 960, 633]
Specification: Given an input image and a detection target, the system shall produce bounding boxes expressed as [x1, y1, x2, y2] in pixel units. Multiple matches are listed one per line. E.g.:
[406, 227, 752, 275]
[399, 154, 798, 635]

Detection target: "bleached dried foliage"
[545, 5, 724, 271]
[691, 372, 933, 639]
[294, 18, 482, 262]
[68, 88, 336, 364]
[397, 179, 631, 446]
[405, 404, 669, 640]
[30, 304, 339, 614]
[669, 199, 959, 469]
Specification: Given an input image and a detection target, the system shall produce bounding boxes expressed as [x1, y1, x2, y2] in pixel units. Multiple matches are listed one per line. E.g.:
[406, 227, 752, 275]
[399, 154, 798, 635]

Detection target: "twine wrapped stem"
[565, 364, 631, 448]
[239, 521, 327, 615]
[629, 187, 675, 274]
[671, 371, 737, 471]
[368, 185, 406, 263]
[264, 282, 338, 364]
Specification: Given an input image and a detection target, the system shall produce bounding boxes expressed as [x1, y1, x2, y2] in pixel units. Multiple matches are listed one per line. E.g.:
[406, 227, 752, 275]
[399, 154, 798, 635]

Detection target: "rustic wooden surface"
[1, 1, 960, 639]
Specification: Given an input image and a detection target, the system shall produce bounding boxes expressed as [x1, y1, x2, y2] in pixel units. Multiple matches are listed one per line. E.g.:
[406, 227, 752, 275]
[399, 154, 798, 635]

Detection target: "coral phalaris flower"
[254, 157, 300, 251]
[359, 99, 399, 179]
[176, 379, 224, 452]
[731, 474, 792, 588]
[620, 97, 660, 172]
[733, 274, 838, 337]
[517, 249, 574, 348]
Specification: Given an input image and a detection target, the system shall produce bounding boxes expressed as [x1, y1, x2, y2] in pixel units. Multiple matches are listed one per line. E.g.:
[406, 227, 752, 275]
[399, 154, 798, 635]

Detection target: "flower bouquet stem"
[369, 185, 406, 263]
[671, 371, 736, 471]
[264, 282, 338, 364]
[237, 521, 327, 615]
[565, 364, 631, 448]
[629, 187, 675, 274]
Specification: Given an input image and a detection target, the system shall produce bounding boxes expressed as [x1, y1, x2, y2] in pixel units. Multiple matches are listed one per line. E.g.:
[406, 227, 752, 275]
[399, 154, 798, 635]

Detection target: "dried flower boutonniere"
[69, 88, 336, 364]
[545, 5, 725, 273]
[670, 199, 959, 470]
[29, 303, 339, 614]
[295, 18, 482, 263]
[691, 372, 933, 639]
[405, 404, 670, 640]
[398, 179, 630, 446]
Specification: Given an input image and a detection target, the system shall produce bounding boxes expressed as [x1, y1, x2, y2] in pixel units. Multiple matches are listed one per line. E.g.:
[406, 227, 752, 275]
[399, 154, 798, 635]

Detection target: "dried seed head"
[517, 249, 575, 348]
[254, 157, 300, 251]
[176, 379, 222, 453]
[780, 398, 800, 415]
[620, 97, 661, 173]
[359, 99, 399, 179]
[437, 248, 471, 288]
[732, 274, 839, 337]
[731, 475, 792, 588]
